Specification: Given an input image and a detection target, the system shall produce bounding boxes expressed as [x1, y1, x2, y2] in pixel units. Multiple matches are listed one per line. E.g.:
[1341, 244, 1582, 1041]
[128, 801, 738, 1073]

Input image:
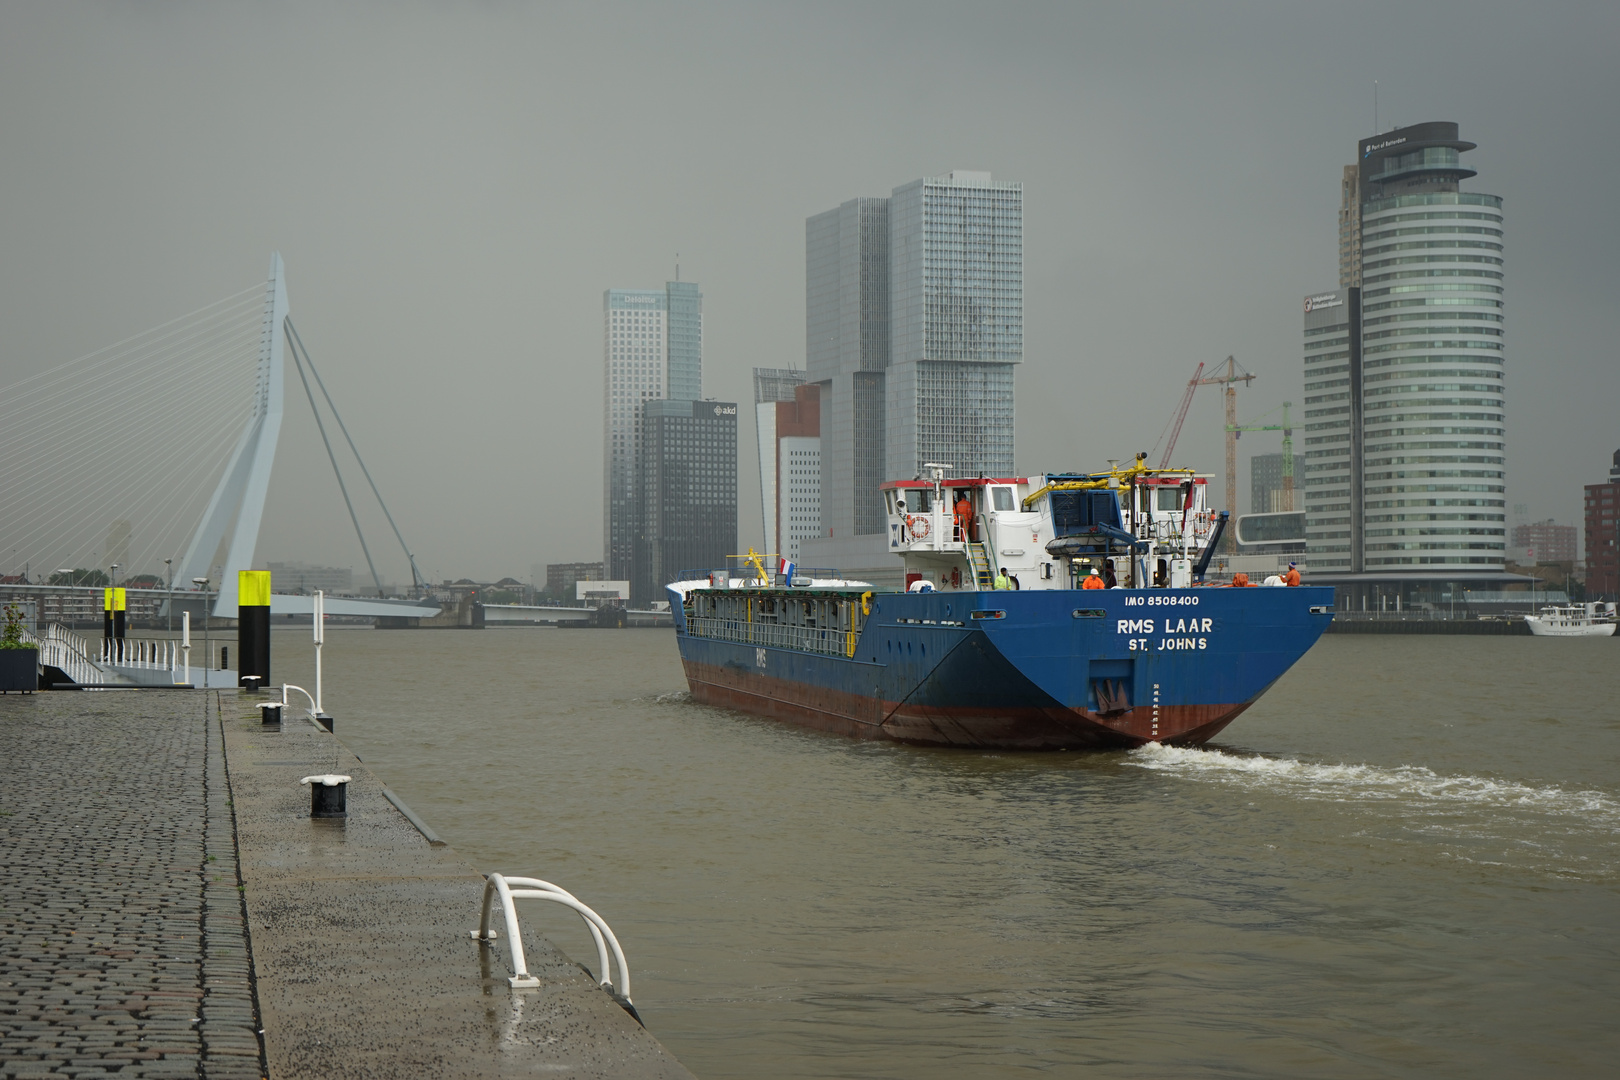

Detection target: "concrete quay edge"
[221, 700, 695, 1080]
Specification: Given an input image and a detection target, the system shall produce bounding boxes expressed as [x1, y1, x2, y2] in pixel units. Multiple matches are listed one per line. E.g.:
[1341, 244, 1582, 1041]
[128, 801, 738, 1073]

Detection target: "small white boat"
[1524, 602, 1618, 638]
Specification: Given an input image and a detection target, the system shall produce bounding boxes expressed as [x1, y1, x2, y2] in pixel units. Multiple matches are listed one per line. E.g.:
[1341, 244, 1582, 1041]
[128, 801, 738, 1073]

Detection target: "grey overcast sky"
[2, 1, 1616, 583]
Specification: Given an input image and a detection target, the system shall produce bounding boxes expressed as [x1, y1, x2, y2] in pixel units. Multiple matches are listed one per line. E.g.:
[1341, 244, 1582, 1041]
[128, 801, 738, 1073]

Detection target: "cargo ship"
[669, 457, 1334, 749]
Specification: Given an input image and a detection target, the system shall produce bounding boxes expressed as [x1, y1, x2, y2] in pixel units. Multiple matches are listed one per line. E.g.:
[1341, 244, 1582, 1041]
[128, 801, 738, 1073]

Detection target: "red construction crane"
[1157, 361, 1204, 468]
[1158, 356, 1256, 519]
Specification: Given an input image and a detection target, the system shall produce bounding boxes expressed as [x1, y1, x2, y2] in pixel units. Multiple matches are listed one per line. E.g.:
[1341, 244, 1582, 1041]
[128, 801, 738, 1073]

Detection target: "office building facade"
[807, 197, 891, 538]
[1584, 450, 1620, 598]
[1304, 121, 1506, 578]
[805, 172, 1022, 546]
[887, 172, 1022, 484]
[545, 561, 604, 599]
[753, 367, 808, 553]
[602, 282, 703, 583]
[1509, 520, 1576, 565]
[773, 383, 821, 563]
[633, 399, 737, 605]
[1250, 452, 1286, 514]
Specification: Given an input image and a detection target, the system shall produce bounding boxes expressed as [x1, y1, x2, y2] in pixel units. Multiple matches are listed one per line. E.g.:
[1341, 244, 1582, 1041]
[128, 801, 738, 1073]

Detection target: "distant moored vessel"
[1524, 603, 1617, 638]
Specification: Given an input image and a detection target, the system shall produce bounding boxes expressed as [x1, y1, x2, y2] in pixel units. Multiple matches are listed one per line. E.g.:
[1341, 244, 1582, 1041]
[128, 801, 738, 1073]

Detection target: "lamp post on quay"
[191, 578, 210, 689]
[54, 570, 77, 628]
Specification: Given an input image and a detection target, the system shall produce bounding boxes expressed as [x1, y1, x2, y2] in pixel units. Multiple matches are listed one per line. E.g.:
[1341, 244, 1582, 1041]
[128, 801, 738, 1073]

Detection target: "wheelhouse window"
[992, 487, 1015, 511]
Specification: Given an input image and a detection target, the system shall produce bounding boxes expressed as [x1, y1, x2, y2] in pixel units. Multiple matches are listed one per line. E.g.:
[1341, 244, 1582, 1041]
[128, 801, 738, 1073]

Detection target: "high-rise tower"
[603, 281, 704, 582]
[805, 172, 1022, 549]
[887, 172, 1022, 484]
[1305, 121, 1506, 589]
[807, 196, 891, 539]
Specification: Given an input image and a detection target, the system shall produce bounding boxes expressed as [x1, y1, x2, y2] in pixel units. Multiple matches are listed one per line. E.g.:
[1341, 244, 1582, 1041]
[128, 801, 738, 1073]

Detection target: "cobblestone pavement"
[0, 692, 266, 1079]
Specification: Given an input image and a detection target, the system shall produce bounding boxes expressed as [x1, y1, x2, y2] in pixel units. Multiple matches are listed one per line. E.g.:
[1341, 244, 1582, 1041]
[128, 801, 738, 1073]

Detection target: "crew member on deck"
[954, 491, 973, 542]
[993, 567, 1012, 590]
[1082, 568, 1106, 590]
[1282, 562, 1301, 587]
[1104, 561, 1118, 589]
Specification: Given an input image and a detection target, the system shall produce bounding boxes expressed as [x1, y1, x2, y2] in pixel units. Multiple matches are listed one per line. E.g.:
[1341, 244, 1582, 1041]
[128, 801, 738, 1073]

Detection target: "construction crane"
[1229, 402, 1295, 512]
[1201, 356, 1256, 518]
[1157, 361, 1205, 468]
[1156, 355, 1255, 519]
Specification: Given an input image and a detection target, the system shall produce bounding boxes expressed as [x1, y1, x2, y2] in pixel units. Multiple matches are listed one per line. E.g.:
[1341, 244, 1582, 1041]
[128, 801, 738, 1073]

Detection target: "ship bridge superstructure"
[878, 459, 1228, 593]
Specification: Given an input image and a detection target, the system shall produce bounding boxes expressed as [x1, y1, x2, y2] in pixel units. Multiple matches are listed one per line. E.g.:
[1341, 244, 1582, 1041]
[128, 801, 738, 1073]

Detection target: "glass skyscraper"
[1304, 121, 1506, 579]
[602, 281, 703, 582]
[807, 171, 1022, 542]
[887, 172, 1022, 484]
[633, 399, 737, 605]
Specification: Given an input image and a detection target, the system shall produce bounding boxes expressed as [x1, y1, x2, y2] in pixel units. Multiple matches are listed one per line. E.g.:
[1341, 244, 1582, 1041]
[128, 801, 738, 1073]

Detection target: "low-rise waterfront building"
[1509, 519, 1577, 565]
[264, 561, 354, 594]
[1585, 450, 1620, 599]
[545, 561, 605, 599]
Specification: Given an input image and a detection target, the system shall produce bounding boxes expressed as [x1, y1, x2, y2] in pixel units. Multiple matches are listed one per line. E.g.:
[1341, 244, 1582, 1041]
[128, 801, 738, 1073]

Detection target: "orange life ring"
[906, 514, 931, 538]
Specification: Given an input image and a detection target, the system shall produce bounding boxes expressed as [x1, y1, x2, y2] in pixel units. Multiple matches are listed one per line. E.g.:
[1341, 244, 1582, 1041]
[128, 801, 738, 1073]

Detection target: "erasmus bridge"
[0, 254, 440, 623]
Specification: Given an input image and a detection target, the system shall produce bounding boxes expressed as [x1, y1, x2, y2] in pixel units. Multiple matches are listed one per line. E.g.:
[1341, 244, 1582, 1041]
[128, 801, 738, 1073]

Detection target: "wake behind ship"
[669, 458, 1333, 749]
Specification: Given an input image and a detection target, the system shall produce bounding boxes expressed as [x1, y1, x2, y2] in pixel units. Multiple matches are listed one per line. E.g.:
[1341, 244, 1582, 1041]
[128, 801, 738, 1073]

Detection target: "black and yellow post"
[103, 588, 127, 660]
[238, 570, 271, 690]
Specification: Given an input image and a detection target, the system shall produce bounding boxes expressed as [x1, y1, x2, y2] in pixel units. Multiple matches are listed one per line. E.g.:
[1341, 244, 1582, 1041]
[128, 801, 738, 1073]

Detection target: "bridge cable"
[286, 324, 387, 598]
[285, 319, 424, 596]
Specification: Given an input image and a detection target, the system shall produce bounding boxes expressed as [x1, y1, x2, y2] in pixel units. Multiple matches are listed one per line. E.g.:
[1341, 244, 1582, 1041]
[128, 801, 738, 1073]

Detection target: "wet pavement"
[0, 692, 263, 1079]
[0, 691, 694, 1079]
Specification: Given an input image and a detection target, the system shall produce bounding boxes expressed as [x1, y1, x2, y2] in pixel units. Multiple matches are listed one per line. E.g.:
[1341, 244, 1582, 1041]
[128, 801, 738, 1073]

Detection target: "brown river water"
[266, 626, 1619, 1079]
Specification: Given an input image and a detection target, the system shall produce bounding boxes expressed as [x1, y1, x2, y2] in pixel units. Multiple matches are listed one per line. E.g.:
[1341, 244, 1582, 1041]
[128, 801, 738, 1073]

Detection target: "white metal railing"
[471, 874, 630, 1000]
[685, 615, 849, 658]
[100, 637, 179, 671]
[24, 624, 105, 687]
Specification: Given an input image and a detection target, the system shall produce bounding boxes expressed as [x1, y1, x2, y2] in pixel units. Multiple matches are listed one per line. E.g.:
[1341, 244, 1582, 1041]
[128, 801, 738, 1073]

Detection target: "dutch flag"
[778, 556, 796, 585]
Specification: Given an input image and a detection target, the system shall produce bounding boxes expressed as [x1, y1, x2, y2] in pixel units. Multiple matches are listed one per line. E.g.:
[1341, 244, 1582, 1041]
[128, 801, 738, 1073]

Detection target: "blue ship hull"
[673, 586, 1334, 749]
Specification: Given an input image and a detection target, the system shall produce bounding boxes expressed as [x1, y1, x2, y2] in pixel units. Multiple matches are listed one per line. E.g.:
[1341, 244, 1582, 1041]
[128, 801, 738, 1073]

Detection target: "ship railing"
[471, 874, 633, 1011]
[685, 615, 850, 658]
[676, 567, 843, 587]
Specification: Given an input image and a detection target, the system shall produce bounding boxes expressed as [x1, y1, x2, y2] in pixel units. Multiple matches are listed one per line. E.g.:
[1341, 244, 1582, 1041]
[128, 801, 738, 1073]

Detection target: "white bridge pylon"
[173, 254, 287, 615]
[174, 254, 435, 620]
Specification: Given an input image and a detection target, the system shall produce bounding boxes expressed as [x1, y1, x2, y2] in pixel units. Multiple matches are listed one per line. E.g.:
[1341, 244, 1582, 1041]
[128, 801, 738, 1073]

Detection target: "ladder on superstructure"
[965, 541, 994, 590]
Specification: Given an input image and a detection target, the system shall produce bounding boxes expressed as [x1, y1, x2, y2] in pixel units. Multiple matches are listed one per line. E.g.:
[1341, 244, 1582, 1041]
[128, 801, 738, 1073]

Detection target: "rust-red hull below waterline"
[682, 660, 1250, 751]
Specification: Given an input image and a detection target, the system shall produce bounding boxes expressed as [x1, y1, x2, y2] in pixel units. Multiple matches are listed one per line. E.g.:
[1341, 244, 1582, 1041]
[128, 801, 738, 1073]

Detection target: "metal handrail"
[100, 637, 178, 670]
[23, 624, 105, 687]
[471, 874, 630, 999]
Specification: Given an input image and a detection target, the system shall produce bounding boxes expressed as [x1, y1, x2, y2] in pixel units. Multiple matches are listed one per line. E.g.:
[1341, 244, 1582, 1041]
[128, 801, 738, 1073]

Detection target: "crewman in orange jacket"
[1082, 568, 1106, 590]
[1282, 562, 1301, 587]
[954, 492, 973, 542]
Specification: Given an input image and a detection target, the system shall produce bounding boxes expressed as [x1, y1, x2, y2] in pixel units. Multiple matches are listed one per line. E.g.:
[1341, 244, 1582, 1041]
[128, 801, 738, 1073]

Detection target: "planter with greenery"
[0, 603, 39, 693]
